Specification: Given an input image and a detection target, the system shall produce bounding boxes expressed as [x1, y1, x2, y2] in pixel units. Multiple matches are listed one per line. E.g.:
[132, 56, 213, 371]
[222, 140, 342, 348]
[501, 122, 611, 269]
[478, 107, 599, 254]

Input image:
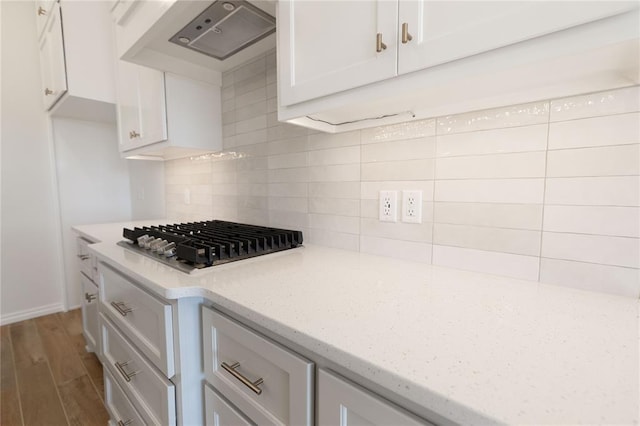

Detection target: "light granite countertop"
[74, 221, 639, 425]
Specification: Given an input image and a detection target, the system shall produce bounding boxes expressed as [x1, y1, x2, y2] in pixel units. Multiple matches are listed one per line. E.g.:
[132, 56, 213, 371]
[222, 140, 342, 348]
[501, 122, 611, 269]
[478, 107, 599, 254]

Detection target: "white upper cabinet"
[38, 2, 67, 110]
[36, 0, 117, 122]
[117, 61, 168, 153]
[398, 1, 639, 75]
[278, 0, 398, 106]
[277, 1, 640, 132]
[116, 62, 223, 160]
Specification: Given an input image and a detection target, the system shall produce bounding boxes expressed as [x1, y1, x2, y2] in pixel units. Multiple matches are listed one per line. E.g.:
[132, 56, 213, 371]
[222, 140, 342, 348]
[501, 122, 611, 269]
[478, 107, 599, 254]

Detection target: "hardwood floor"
[0, 310, 109, 426]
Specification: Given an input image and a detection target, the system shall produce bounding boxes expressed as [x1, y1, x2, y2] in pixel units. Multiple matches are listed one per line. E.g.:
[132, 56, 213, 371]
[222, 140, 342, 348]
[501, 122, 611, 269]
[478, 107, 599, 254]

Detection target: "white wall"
[1, 1, 65, 323]
[128, 160, 166, 220]
[52, 117, 132, 309]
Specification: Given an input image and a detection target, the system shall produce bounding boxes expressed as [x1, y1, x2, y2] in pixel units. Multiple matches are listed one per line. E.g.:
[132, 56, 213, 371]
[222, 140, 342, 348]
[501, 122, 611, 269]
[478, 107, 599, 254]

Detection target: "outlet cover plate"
[402, 190, 422, 223]
[379, 190, 398, 222]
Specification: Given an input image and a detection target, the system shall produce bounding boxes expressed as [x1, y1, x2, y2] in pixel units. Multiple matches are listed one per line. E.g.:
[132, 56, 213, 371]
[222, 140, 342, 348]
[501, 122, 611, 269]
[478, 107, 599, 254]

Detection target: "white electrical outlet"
[402, 190, 422, 223]
[379, 190, 398, 222]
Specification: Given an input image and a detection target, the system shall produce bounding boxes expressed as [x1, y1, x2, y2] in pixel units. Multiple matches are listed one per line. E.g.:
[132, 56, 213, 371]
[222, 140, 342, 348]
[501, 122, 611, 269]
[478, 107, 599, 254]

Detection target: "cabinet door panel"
[317, 369, 428, 426]
[116, 61, 167, 152]
[398, 0, 638, 75]
[204, 385, 255, 426]
[39, 3, 67, 110]
[278, 0, 397, 106]
[81, 275, 99, 353]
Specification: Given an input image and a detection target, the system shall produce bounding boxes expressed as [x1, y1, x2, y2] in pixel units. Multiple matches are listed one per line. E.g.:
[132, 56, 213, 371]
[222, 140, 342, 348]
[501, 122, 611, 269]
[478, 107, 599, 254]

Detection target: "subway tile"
[544, 176, 640, 206]
[360, 181, 434, 200]
[309, 198, 360, 217]
[360, 218, 433, 243]
[361, 119, 436, 144]
[267, 136, 308, 155]
[432, 244, 539, 281]
[434, 202, 543, 230]
[236, 87, 267, 109]
[221, 71, 234, 88]
[268, 182, 308, 197]
[223, 136, 236, 149]
[222, 123, 235, 138]
[548, 112, 640, 150]
[434, 179, 545, 204]
[267, 123, 309, 141]
[309, 182, 360, 199]
[308, 164, 360, 182]
[211, 184, 237, 196]
[235, 101, 267, 122]
[436, 124, 547, 157]
[265, 50, 276, 69]
[266, 66, 277, 85]
[269, 211, 309, 229]
[237, 195, 267, 210]
[267, 112, 279, 128]
[308, 130, 360, 150]
[360, 236, 432, 264]
[235, 115, 267, 135]
[437, 101, 549, 134]
[235, 73, 265, 97]
[222, 110, 235, 125]
[236, 170, 268, 184]
[308, 214, 359, 234]
[267, 82, 277, 99]
[267, 152, 308, 169]
[236, 157, 267, 172]
[234, 129, 267, 147]
[541, 232, 640, 268]
[309, 146, 360, 166]
[236, 183, 267, 197]
[305, 229, 360, 251]
[546, 144, 639, 177]
[539, 258, 640, 298]
[234, 141, 268, 157]
[238, 209, 270, 227]
[550, 86, 640, 122]
[268, 197, 308, 213]
[433, 223, 541, 256]
[268, 167, 308, 183]
[221, 86, 234, 101]
[435, 151, 546, 179]
[543, 205, 640, 238]
[222, 99, 235, 113]
[266, 98, 277, 113]
[361, 159, 435, 181]
[211, 171, 236, 184]
[361, 137, 436, 163]
[233, 56, 266, 83]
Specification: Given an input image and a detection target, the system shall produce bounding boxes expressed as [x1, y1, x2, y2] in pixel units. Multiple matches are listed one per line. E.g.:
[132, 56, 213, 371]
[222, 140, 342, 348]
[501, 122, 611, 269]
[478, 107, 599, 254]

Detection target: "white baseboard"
[0, 303, 65, 326]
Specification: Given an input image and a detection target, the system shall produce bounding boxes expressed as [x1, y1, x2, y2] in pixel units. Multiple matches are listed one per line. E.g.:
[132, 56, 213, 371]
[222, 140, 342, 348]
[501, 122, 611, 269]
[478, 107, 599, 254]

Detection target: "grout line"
[7, 325, 26, 426]
[539, 256, 640, 270]
[431, 123, 439, 265]
[538, 103, 552, 281]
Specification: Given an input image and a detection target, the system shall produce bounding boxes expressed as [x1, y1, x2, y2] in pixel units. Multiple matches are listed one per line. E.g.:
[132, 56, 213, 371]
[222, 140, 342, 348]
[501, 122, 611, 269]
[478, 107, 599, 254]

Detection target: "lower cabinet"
[205, 384, 254, 426]
[80, 274, 99, 352]
[104, 367, 146, 426]
[202, 306, 314, 425]
[317, 369, 429, 426]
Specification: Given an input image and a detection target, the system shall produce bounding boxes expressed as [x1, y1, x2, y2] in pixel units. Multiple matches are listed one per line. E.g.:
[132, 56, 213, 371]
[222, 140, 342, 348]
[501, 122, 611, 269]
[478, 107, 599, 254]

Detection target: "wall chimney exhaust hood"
[113, 0, 277, 85]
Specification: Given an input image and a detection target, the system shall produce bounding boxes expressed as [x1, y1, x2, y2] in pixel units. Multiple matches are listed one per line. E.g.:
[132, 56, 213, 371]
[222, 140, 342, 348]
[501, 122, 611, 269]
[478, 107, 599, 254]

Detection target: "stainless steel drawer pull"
[77, 254, 90, 260]
[221, 361, 264, 395]
[117, 420, 132, 426]
[114, 361, 139, 382]
[111, 301, 133, 316]
[84, 292, 97, 302]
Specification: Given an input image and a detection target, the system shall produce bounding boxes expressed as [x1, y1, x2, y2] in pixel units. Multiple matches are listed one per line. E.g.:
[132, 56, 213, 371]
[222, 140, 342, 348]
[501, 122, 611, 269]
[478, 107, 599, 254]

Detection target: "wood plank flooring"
[0, 310, 108, 426]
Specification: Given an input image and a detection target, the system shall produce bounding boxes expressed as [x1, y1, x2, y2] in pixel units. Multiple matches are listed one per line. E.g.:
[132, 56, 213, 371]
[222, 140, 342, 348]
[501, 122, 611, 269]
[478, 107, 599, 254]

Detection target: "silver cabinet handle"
[129, 130, 140, 139]
[111, 301, 133, 316]
[221, 361, 264, 395]
[402, 23, 413, 44]
[114, 361, 139, 382]
[376, 33, 387, 53]
[77, 254, 90, 260]
[37, 6, 46, 15]
[117, 420, 132, 426]
[85, 292, 97, 302]
[44, 88, 53, 95]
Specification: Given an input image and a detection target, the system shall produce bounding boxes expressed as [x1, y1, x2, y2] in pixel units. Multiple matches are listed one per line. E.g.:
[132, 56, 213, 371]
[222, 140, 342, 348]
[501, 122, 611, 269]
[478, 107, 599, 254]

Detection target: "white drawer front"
[318, 369, 429, 426]
[100, 313, 176, 426]
[205, 384, 254, 426]
[99, 263, 175, 377]
[81, 274, 99, 353]
[77, 237, 97, 282]
[202, 306, 314, 426]
[104, 366, 147, 426]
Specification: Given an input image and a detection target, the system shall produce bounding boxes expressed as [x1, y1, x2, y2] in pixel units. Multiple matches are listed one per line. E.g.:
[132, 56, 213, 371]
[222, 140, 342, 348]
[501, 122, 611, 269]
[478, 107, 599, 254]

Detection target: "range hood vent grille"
[170, 1, 276, 61]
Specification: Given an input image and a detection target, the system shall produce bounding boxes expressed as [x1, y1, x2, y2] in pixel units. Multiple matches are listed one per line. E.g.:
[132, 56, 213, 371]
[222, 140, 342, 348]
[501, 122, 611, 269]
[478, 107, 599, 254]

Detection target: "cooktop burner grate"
[119, 220, 303, 272]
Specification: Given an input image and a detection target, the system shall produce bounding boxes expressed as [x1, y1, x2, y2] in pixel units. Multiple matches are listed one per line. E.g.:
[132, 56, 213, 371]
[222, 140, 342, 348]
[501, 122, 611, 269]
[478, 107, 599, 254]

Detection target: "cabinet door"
[34, 0, 55, 39]
[81, 274, 99, 353]
[39, 2, 67, 110]
[278, 0, 397, 106]
[398, 0, 639, 75]
[317, 369, 428, 426]
[204, 385, 255, 426]
[116, 61, 167, 152]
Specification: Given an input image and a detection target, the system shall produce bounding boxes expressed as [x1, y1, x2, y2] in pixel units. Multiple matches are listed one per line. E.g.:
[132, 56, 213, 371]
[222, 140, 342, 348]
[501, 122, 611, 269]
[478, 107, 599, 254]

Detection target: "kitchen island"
[74, 221, 639, 425]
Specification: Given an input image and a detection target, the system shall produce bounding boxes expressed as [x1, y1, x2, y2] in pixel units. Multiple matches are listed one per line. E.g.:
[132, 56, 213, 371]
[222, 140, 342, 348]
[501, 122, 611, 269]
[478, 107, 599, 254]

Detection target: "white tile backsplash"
[165, 57, 639, 297]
